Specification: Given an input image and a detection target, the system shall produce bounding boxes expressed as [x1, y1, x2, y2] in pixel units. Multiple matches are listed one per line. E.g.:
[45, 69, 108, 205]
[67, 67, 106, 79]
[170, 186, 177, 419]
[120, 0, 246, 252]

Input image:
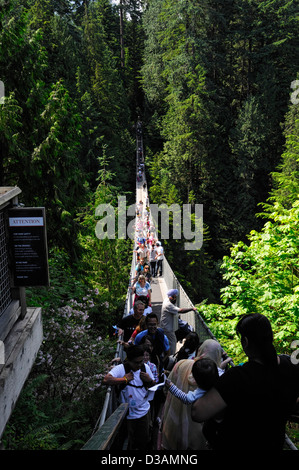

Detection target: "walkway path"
[135, 155, 168, 325]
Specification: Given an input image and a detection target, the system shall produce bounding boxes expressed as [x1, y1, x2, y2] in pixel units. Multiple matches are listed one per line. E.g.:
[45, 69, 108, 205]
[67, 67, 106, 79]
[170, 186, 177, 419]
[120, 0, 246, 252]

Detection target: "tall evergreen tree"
[267, 99, 299, 209]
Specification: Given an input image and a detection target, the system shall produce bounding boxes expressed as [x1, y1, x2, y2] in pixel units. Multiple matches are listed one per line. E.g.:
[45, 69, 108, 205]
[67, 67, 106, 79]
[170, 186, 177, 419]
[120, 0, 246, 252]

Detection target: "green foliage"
[2, 0, 299, 451]
[229, 95, 273, 236]
[76, 178, 133, 329]
[198, 188, 299, 364]
[0, 0, 140, 451]
[1, 374, 87, 450]
[269, 100, 299, 208]
[197, 100, 299, 364]
[142, 0, 299, 260]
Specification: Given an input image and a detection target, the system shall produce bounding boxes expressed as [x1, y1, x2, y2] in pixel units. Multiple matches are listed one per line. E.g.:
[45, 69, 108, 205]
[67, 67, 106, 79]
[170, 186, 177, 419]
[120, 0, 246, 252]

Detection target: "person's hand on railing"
[117, 339, 132, 349]
[111, 357, 121, 364]
[108, 357, 122, 371]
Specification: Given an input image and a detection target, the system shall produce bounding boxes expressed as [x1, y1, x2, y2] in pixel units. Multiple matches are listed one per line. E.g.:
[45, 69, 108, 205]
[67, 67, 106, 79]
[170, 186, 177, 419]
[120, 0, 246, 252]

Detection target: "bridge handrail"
[82, 403, 129, 451]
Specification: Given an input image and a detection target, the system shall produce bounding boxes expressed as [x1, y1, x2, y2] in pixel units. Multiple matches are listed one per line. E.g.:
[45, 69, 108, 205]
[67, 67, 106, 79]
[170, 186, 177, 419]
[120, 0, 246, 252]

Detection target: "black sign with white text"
[8, 207, 49, 287]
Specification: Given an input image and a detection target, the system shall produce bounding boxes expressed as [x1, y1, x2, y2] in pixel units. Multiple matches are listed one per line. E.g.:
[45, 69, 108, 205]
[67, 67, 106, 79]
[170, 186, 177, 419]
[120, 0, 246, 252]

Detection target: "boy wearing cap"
[160, 289, 197, 355]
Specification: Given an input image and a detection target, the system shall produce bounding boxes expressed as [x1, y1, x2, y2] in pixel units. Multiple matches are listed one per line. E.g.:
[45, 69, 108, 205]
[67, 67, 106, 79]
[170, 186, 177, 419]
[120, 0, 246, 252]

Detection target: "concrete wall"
[0, 307, 43, 439]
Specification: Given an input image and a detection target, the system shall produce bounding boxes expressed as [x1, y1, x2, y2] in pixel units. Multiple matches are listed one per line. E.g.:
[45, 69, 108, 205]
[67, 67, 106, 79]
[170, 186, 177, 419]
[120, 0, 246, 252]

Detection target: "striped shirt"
[168, 383, 206, 404]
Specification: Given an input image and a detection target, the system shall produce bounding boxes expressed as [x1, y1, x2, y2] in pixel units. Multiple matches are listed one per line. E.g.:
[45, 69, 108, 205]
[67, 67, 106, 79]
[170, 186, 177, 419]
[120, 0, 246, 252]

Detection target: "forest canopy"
[0, 0, 298, 449]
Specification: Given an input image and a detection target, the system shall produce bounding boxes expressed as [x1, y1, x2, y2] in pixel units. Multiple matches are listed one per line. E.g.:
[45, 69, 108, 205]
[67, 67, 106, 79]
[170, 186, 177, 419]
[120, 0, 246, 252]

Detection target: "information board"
[8, 207, 49, 287]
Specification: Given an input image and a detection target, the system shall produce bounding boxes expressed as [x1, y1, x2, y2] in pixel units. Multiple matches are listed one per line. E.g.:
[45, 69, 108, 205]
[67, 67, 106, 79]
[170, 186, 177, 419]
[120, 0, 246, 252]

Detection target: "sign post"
[8, 207, 49, 287]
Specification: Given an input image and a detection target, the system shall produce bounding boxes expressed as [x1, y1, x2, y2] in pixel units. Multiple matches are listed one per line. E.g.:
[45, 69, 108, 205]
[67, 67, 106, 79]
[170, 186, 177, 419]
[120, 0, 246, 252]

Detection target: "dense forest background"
[0, 0, 298, 449]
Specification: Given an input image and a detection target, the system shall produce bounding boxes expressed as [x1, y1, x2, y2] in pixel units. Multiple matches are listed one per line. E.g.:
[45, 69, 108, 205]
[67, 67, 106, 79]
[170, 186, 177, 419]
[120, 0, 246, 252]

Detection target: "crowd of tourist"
[103, 122, 299, 452]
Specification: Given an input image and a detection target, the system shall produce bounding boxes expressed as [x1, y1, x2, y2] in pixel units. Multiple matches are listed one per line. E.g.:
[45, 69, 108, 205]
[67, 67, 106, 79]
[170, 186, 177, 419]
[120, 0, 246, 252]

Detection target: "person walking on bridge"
[155, 242, 164, 277]
[117, 300, 145, 343]
[103, 345, 155, 450]
[160, 289, 197, 356]
[135, 313, 170, 379]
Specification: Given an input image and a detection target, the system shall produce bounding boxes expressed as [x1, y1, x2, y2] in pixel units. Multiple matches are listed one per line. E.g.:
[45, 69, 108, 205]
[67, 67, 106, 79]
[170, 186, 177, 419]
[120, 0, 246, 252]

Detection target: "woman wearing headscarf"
[161, 338, 229, 450]
[197, 339, 231, 376]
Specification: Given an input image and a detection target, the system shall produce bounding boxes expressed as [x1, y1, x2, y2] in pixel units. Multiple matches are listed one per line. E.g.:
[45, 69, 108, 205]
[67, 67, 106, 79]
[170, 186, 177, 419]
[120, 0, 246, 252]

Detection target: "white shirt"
[155, 246, 164, 260]
[137, 246, 149, 259]
[160, 297, 180, 332]
[109, 363, 154, 419]
[135, 281, 151, 296]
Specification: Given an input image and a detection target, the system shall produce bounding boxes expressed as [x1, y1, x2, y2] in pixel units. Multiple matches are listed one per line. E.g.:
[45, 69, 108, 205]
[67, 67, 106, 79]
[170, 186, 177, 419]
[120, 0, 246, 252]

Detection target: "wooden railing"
[81, 403, 129, 451]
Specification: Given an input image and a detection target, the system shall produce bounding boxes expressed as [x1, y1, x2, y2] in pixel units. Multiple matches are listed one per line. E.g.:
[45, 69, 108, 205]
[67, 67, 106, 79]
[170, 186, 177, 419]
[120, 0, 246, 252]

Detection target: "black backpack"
[117, 361, 147, 394]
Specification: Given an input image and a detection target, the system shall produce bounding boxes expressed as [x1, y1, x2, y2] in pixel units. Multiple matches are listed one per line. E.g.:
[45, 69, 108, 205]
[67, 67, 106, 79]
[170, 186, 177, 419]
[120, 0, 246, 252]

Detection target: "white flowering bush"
[36, 291, 115, 401]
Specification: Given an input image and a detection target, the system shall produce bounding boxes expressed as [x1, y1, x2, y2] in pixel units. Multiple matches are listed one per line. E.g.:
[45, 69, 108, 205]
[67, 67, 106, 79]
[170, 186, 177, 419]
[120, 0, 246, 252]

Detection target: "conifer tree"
[267, 99, 299, 209]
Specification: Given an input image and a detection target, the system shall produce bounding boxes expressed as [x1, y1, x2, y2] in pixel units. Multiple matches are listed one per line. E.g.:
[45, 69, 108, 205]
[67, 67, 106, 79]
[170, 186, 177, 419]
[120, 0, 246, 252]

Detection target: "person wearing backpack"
[103, 345, 155, 450]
